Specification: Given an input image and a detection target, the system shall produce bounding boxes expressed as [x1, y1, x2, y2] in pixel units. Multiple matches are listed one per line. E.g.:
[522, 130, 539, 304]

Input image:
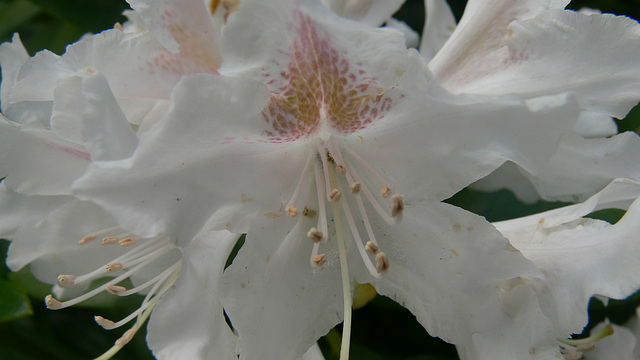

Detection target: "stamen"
[311, 254, 327, 267]
[80, 226, 120, 244]
[119, 237, 139, 247]
[340, 195, 381, 278]
[350, 182, 361, 194]
[313, 161, 329, 243]
[375, 252, 389, 273]
[57, 274, 76, 286]
[102, 236, 119, 245]
[287, 204, 299, 217]
[116, 329, 135, 347]
[329, 189, 342, 202]
[45, 294, 62, 310]
[114, 261, 181, 297]
[391, 194, 404, 217]
[106, 284, 127, 294]
[336, 164, 347, 175]
[344, 147, 389, 188]
[380, 185, 392, 198]
[365, 241, 379, 255]
[347, 161, 396, 225]
[106, 262, 123, 272]
[285, 151, 314, 217]
[307, 228, 323, 243]
[95, 316, 116, 330]
[318, 144, 334, 201]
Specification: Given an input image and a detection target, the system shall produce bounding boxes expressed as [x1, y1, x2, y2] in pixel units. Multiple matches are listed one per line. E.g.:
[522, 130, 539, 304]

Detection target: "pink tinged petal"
[359, 203, 545, 358]
[420, 0, 456, 61]
[147, 230, 239, 360]
[494, 179, 640, 337]
[0, 115, 89, 196]
[319, 0, 405, 26]
[220, 216, 344, 360]
[127, 0, 222, 72]
[433, 6, 640, 118]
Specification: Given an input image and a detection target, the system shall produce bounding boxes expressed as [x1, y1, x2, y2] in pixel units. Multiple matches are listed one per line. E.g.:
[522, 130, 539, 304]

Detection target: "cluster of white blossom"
[2, 0, 640, 359]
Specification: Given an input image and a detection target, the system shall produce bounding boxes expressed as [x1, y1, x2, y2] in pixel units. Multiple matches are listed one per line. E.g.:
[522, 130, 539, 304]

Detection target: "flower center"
[45, 228, 182, 359]
[261, 10, 395, 142]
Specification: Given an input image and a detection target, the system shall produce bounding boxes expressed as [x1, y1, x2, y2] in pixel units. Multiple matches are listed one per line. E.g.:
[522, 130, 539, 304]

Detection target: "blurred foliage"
[1, 0, 640, 359]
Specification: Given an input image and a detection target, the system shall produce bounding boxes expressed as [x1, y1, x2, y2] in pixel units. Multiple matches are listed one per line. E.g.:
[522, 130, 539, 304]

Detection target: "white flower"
[486, 178, 640, 358]
[73, 0, 591, 359]
[421, 0, 640, 203]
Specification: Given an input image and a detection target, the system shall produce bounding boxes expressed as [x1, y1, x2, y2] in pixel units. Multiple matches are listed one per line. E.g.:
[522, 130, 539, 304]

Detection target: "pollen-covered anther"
[287, 204, 299, 217]
[336, 164, 347, 175]
[380, 185, 392, 198]
[350, 182, 361, 194]
[375, 252, 389, 273]
[95, 315, 116, 330]
[45, 294, 62, 310]
[311, 254, 327, 267]
[116, 328, 135, 347]
[119, 237, 139, 247]
[57, 274, 76, 286]
[391, 194, 404, 217]
[106, 284, 127, 294]
[329, 189, 342, 202]
[106, 262, 123, 272]
[365, 241, 379, 255]
[102, 236, 119, 245]
[79, 234, 97, 244]
[307, 227, 324, 243]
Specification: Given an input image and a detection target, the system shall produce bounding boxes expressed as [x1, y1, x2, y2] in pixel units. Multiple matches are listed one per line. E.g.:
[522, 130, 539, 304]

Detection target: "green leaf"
[584, 208, 627, 224]
[26, 0, 128, 33]
[0, 279, 32, 323]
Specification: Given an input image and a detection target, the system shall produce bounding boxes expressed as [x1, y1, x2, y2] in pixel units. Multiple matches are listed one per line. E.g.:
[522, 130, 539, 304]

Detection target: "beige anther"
[336, 164, 347, 175]
[311, 254, 327, 267]
[380, 185, 392, 198]
[106, 262, 123, 272]
[114, 22, 123, 31]
[102, 236, 119, 245]
[45, 294, 62, 310]
[329, 189, 342, 202]
[287, 204, 299, 217]
[350, 182, 361, 194]
[391, 194, 404, 217]
[116, 328, 135, 347]
[375, 252, 389, 273]
[80, 234, 97, 244]
[307, 227, 323, 243]
[95, 315, 116, 329]
[106, 284, 127, 295]
[365, 241, 379, 255]
[119, 237, 139, 247]
[57, 274, 76, 286]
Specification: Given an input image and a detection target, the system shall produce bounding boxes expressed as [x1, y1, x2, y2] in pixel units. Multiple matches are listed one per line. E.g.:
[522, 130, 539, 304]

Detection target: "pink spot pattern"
[261, 10, 394, 142]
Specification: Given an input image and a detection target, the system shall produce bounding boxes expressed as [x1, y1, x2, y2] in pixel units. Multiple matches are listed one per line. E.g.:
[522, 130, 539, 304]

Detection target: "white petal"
[420, 0, 456, 61]
[147, 230, 239, 360]
[0, 115, 89, 196]
[359, 202, 545, 357]
[495, 179, 640, 336]
[385, 18, 420, 48]
[220, 215, 344, 360]
[0, 183, 70, 239]
[572, 111, 618, 138]
[0, 33, 29, 112]
[319, 0, 405, 26]
[433, 7, 640, 118]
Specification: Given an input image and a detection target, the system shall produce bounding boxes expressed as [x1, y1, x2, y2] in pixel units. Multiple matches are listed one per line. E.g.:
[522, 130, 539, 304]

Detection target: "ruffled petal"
[432, 5, 640, 118]
[420, 0, 456, 61]
[220, 215, 344, 360]
[494, 179, 640, 336]
[357, 202, 545, 358]
[147, 230, 239, 360]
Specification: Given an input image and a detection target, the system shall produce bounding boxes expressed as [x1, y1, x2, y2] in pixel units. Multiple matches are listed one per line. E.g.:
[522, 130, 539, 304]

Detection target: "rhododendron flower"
[73, 0, 590, 359]
[420, 0, 640, 202]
